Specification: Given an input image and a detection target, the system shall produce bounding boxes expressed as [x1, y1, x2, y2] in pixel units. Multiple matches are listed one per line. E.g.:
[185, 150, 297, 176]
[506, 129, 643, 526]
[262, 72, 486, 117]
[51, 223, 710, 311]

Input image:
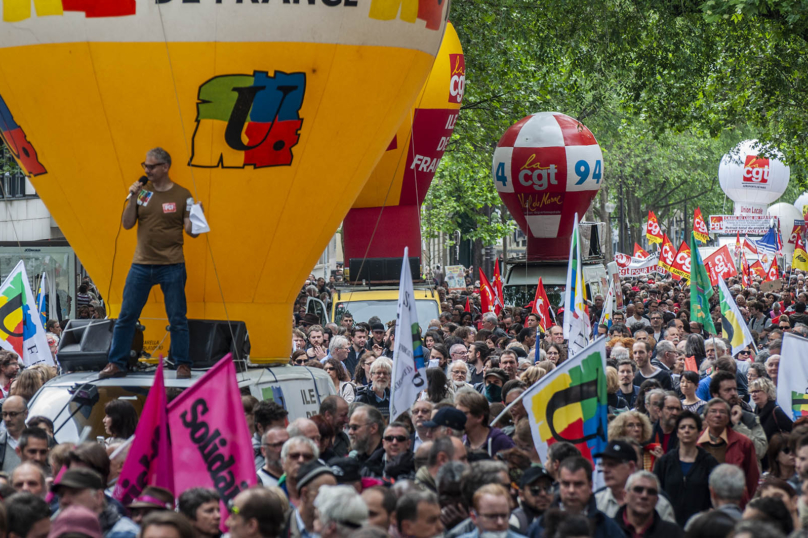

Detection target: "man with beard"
[468, 343, 489, 386]
[510, 467, 554, 534]
[648, 394, 681, 455]
[708, 371, 768, 461]
[258, 427, 289, 487]
[348, 405, 385, 477]
[320, 396, 350, 458]
[0, 350, 20, 397]
[355, 358, 392, 422]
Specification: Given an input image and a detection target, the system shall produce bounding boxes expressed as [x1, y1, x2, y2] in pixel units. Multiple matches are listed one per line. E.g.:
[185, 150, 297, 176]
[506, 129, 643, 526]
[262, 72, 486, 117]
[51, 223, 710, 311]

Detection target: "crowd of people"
[0, 267, 805, 538]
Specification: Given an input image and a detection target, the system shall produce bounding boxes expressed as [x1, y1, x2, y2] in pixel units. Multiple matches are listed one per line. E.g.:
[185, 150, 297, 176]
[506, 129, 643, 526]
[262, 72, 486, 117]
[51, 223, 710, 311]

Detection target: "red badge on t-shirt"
[162, 203, 176, 213]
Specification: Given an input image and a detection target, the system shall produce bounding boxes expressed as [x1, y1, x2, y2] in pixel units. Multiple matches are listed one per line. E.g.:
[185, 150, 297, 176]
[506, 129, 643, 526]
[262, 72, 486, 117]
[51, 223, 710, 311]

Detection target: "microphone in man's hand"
[126, 176, 149, 200]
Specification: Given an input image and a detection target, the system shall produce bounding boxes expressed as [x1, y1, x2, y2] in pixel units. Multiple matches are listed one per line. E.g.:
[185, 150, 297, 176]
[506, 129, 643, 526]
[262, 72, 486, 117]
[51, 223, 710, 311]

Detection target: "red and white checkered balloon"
[492, 112, 603, 260]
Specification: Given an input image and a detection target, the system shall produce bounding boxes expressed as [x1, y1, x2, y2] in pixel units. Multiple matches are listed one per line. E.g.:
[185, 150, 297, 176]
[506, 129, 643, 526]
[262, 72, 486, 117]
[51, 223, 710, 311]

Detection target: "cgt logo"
[675, 251, 691, 273]
[743, 155, 770, 184]
[368, 0, 443, 30]
[0, 93, 46, 177]
[449, 54, 465, 104]
[190, 70, 305, 169]
[3, 0, 134, 22]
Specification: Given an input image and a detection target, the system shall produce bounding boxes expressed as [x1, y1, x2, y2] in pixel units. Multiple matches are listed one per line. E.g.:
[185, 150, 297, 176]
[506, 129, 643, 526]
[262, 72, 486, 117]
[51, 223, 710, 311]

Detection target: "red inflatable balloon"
[492, 112, 603, 260]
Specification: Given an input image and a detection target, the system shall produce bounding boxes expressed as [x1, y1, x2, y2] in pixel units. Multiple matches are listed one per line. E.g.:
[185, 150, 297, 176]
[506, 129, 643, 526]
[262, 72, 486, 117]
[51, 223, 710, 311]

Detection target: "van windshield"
[334, 300, 440, 326]
[29, 385, 150, 443]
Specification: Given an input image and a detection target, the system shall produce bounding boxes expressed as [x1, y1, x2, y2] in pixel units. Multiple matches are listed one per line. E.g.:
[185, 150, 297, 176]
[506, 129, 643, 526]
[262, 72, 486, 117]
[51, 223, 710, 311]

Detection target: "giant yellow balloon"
[343, 22, 464, 264]
[0, 0, 451, 364]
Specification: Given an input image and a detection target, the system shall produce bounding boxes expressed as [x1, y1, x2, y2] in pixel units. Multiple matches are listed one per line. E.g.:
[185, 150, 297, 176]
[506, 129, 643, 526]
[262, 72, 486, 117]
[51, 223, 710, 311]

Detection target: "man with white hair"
[314, 485, 369, 538]
[614, 471, 682, 538]
[708, 464, 747, 521]
[356, 357, 393, 421]
[482, 313, 507, 340]
[323, 335, 351, 377]
[279, 436, 319, 505]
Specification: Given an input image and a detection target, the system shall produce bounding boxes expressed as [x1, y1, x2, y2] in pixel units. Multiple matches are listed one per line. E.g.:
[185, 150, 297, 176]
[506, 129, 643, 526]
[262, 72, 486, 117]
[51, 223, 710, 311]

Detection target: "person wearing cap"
[613, 471, 683, 538]
[477, 368, 507, 403]
[53, 467, 139, 538]
[527, 457, 623, 538]
[126, 486, 174, 525]
[455, 391, 514, 457]
[313, 484, 368, 538]
[327, 457, 362, 492]
[593, 440, 675, 523]
[424, 407, 467, 440]
[510, 467, 553, 534]
[366, 323, 386, 353]
[50, 504, 103, 538]
[286, 461, 337, 538]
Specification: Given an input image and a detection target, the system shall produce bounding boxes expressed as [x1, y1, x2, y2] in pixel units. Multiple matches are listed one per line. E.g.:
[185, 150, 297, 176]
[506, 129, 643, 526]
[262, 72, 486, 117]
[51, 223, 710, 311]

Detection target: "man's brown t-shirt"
[132, 183, 193, 265]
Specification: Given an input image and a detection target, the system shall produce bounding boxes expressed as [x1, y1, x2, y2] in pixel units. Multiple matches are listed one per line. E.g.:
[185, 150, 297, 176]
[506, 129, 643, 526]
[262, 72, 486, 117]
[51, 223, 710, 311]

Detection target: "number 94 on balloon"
[567, 144, 603, 192]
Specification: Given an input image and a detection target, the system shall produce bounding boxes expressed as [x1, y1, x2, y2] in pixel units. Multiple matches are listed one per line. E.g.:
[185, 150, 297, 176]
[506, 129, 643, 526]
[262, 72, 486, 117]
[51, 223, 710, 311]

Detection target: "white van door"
[251, 366, 337, 420]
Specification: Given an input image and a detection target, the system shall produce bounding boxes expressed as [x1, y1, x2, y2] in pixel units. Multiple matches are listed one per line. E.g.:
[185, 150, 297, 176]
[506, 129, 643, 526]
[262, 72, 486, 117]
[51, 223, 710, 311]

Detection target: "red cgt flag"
[531, 277, 553, 332]
[765, 257, 780, 282]
[479, 269, 497, 314]
[646, 211, 663, 245]
[694, 208, 710, 243]
[633, 243, 650, 259]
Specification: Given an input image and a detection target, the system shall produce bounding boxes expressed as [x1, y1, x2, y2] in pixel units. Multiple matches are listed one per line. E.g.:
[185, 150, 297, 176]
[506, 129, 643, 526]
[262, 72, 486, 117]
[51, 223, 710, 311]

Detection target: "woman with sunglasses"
[762, 433, 797, 485]
[751, 377, 792, 441]
[291, 349, 308, 366]
[324, 358, 355, 403]
[653, 410, 719, 527]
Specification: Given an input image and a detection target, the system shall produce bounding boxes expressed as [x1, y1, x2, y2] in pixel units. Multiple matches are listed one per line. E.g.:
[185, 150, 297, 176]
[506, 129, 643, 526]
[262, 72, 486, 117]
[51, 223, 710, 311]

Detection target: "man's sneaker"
[98, 363, 127, 379]
[176, 364, 192, 379]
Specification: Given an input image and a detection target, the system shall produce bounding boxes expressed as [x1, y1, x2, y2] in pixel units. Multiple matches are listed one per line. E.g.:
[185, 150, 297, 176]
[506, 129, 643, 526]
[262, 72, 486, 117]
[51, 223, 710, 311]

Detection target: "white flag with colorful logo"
[390, 248, 428, 420]
[564, 214, 590, 356]
[776, 333, 808, 421]
[0, 261, 54, 366]
[36, 271, 48, 327]
[599, 280, 615, 330]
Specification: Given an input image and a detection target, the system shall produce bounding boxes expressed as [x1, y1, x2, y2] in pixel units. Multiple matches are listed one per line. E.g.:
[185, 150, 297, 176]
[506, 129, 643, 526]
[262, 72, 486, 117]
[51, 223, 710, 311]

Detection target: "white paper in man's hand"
[190, 203, 210, 234]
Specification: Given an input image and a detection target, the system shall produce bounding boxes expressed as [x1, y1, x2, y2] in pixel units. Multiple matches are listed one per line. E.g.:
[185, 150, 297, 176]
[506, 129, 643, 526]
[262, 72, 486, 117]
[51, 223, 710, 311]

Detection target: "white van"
[27, 365, 336, 443]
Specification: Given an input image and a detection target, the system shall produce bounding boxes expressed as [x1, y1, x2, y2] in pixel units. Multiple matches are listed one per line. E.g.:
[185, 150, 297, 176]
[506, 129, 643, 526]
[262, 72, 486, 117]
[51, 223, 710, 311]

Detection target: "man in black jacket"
[348, 405, 385, 477]
[613, 471, 683, 538]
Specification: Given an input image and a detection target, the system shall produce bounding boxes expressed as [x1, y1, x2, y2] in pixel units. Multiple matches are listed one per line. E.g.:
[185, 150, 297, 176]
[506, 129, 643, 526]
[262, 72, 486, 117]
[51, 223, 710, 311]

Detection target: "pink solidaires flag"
[113, 359, 173, 503]
[167, 354, 256, 522]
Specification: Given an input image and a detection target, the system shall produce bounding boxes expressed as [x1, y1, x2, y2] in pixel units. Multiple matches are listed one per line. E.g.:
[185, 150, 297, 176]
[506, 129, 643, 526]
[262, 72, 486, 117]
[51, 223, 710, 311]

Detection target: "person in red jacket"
[696, 398, 760, 504]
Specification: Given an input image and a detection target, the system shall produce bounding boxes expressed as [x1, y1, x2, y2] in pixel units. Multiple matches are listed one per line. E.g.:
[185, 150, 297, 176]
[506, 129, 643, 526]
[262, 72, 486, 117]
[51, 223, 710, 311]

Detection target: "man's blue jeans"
[108, 263, 190, 368]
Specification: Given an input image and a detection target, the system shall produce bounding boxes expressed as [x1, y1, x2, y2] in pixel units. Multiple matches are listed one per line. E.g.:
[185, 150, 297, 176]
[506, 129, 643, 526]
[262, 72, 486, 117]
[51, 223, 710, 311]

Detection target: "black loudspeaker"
[349, 257, 420, 283]
[57, 319, 143, 372]
[178, 319, 249, 370]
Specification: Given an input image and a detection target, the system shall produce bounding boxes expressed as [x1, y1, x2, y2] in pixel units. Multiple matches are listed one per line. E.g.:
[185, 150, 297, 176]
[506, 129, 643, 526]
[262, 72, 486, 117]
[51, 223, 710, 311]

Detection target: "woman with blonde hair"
[9, 368, 43, 401]
[520, 366, 546, 386]
[606, 366, 628, 414]
[608, 410, 652, 444]
[751, 377, 792, 441]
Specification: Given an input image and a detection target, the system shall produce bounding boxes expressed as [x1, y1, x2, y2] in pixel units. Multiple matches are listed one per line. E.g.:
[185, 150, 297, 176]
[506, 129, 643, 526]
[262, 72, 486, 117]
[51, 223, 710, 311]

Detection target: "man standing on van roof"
[100, 148, 202, 380]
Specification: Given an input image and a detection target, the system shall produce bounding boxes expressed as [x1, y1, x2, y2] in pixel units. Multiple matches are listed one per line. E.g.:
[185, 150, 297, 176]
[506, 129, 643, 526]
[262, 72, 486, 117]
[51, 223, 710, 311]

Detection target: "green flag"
[690, 232, 716, 334]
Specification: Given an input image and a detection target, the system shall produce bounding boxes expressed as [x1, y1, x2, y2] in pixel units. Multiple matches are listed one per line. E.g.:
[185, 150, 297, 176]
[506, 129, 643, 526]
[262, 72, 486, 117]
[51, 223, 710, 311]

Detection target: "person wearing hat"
[423, 408, 466, 439]
[299, 313, 321, 332]
[327, 457, 362, 492]
[366, 323, 387, 354]
[53, 468, 139, 538]
[49, 504, 104, 538]
[126, 486, 174, 525]
[477, 368, 507, 404]
[593, 440, 675, 523]
[510, 467, 553, 534]
[285, 461, 337, 538]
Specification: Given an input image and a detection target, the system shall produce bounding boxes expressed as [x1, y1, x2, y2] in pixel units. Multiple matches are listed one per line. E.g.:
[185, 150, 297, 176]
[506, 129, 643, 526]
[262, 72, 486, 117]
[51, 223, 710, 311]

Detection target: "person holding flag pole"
[389, 247, 428, 421]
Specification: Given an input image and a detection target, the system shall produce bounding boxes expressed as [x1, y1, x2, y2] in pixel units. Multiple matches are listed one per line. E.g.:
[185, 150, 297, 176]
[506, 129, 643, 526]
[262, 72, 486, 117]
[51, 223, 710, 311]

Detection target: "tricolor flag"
[794, 235, 808, 271]
[743, 235, 758, 255]
[757, 227, 780, 257]
[693, 208, 710, 244]
[563, 214, 590, 356]
[646, 211, 663, 245]
[389, 247, 428, 420]
[633, 243, 650, 259]
[480, 269, 497, 314]
[690, 232, 716, 334]
[531, 277, 553, 333]
[522, 337, 608, 463]
[35, 272, 48, 327]
[718, 277, 754, 356]
[0, 261, 54, 366]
